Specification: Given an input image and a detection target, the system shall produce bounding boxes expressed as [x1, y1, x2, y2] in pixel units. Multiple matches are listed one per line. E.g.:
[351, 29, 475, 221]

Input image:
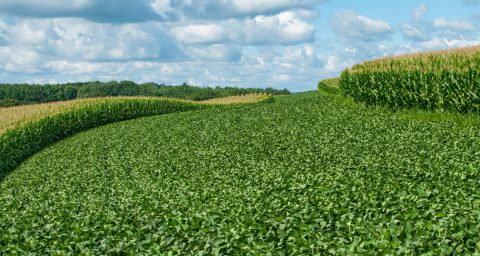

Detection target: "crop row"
[317, 78, 340, 95]
[340, 45, 480, 112]
[0, 94, 273, 181]
[1, 92, 479, 254]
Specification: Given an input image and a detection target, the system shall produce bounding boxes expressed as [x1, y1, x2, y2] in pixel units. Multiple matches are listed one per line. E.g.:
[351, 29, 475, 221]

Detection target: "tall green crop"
[340, 45, 480, 112]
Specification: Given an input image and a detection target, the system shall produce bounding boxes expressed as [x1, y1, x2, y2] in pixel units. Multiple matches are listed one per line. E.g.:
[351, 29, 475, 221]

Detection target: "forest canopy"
[0, 81, 290, 107]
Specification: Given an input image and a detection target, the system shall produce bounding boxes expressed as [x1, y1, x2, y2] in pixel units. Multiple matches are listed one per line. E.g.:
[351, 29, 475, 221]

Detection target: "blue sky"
[0, 0, 478, 91]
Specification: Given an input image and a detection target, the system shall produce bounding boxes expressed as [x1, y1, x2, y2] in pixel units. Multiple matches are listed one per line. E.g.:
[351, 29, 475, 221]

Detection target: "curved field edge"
[2, 92, 480, 254]
[0, 94, 274, 181]
[317, 78, 340, 95]
[0, 94, 273, 135]
[318, 78, 480, 128]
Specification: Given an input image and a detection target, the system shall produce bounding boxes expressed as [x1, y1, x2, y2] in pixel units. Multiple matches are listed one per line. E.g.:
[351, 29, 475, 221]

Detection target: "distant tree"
[0, 81, 290, 105]
[0, 98, 21, 107]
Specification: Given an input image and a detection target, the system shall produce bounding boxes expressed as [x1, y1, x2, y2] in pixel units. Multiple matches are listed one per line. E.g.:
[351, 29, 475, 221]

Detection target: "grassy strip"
[0, 94, 274, 181]
[318, 78, 480, 127]
[340, 45, 480, 113]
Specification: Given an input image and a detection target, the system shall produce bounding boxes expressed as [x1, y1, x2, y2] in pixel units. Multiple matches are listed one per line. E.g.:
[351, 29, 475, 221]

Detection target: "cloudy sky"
[0, 0, 479, 91]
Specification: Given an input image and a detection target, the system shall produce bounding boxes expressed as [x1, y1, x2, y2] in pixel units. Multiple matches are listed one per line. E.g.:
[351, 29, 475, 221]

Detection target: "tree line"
[0, 81, 290, 107]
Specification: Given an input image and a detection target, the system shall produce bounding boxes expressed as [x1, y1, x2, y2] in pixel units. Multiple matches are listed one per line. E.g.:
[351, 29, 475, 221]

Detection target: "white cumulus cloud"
[237, 11, 315, 45]
[332, 11, 393, 42]
[187, 44, 242, 62]
[433, 17, 476, 31]
[402, 24, 429, 41]
[175, 0, 324, 19]
[171, 11, 315, 46]
[171, 24, 225, 45]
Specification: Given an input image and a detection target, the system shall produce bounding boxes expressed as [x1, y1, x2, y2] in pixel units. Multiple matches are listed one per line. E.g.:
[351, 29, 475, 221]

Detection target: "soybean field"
[1, 92, 479, 255]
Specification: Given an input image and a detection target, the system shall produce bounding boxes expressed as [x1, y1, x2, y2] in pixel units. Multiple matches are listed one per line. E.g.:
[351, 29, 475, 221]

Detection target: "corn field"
[340, 45, 480, 112]
[0, 94, 273, 181]
[317, 78, 341, 95]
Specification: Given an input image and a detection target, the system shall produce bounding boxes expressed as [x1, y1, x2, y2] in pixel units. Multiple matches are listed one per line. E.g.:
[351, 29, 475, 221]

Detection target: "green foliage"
[340, 46, 480, 113]
[0, 94, 273, 182]
[318, 77, 480, 128]
[0, 98, 21, 107]
[317, 78, 340, 95]
[0, 98, 212, 181]
[0, 81, 290, 105]
[1, 92, 480, 254]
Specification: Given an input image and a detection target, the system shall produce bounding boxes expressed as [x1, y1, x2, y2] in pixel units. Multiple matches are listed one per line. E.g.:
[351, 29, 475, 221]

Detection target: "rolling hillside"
[1, 92, 479, 254]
